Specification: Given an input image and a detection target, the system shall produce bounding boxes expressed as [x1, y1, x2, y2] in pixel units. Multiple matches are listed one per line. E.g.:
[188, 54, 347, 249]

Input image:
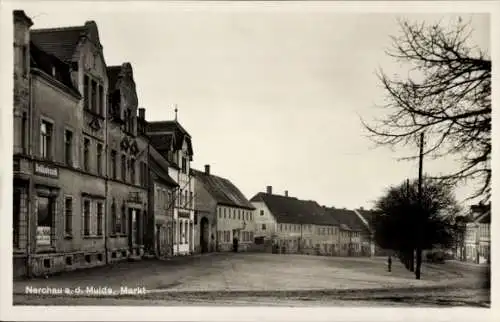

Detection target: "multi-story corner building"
[13, 11, 110, 277]
[12, 11, 151, 277]
[192, 165, 255, 253]
[145, 145, 178, 257]
[250, 186, 340, 255]
[147, 120, 195, 255]
[106, 63, 149, 261]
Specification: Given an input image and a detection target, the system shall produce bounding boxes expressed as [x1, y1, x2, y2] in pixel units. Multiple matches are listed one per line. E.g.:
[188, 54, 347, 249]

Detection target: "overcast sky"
[7, 2, 491, 210]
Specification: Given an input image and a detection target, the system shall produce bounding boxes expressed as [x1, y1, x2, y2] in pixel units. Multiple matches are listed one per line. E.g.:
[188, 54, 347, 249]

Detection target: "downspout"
[26, 70, 33, 278]
[104, 101, 109, 265]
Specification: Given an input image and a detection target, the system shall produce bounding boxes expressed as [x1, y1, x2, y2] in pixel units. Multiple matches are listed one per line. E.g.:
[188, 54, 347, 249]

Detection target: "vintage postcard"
[0, 1, 497, 321]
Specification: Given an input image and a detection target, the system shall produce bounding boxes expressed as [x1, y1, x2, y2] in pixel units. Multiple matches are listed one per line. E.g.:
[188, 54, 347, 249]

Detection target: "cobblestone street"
[13, 253, 489, 306]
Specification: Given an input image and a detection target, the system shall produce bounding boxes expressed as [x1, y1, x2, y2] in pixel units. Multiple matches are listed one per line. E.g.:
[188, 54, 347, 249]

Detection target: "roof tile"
[193, 169, 254, 210]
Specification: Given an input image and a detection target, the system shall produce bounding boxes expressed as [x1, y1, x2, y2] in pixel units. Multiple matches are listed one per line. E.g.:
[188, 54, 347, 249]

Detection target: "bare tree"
[362, 17, 491, 202]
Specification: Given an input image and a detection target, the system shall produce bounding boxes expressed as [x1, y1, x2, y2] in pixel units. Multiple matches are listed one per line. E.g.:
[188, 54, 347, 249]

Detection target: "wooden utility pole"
[406, 178, 414, 272]
[415, 132, 425, 280]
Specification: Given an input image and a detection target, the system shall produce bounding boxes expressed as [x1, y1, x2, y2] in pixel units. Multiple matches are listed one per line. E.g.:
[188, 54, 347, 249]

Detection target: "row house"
[250, 186, 341, 256]
[147, 120, 195, 256]
[106, 63, 149, 261]
[145, 144, 178, 257]
[324, 207, 364, 256]
[192, 165, 256, 253]
[12, 11, 149, 277]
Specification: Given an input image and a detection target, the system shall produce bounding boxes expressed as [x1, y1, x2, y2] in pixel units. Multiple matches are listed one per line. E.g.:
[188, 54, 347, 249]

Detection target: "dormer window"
[181, 157, 187, 173]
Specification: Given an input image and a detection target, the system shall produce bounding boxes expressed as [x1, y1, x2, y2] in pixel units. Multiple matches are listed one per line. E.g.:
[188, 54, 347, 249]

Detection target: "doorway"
[200, 217, 209, 253]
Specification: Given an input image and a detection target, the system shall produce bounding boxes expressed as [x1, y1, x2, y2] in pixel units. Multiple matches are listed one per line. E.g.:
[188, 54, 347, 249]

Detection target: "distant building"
[193, 165, 256, 253]
[461, 204, 491, 264]
[324, 208, 364, 256]
[250, 187, 340, 255]
[353, 208, 391, 257]
[147, 120, 195, 255]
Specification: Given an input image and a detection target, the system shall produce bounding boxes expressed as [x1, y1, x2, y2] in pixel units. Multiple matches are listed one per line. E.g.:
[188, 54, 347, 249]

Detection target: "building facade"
[12, 11, 151, 277]
[106, 63, 149, 261]
[147, 120, 195, 255]
[193, 165, 255, 253]
[325, 207, 365, 256]
[145, 145, 178, 258]
[250, 187, 341, 256]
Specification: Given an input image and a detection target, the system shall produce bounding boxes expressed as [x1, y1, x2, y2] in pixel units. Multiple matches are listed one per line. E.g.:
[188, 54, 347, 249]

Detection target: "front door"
[200, 217, 209, 253]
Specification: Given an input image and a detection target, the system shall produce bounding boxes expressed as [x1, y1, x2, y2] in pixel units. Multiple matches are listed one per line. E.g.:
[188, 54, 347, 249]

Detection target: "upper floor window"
[84, 75, 89, 110]
[124, 108, 134, 133]
[91, 80, 97, 113]
[121, 154, 126, 181]
[130, 158, 136, 184]
[98, 85, 104, 116]
[83, 138, 90, 171]
[260, 210, 264, 216]
[97, 143, 103, 175]
[110, 150, 117, 179]
[40, 120, 53, 159]
[64, 130, 73, 166]
[84, 74, 104, 116]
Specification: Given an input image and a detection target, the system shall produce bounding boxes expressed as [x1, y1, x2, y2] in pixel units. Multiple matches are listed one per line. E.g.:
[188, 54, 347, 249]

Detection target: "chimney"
[266, 186, 272, 195]
[204, 164, 210, 175]
[284, 190, 288, 197]
[360, 206, 364, 211]
[138, 108, 145, 119]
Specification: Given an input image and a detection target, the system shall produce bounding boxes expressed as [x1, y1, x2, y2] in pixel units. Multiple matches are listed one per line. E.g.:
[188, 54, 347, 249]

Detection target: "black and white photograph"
[1, 0, 497, 321]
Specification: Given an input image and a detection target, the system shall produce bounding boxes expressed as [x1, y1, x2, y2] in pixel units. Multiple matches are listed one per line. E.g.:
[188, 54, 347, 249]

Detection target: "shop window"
[36, 195, 54, 246]
[13, 189, 21, 247]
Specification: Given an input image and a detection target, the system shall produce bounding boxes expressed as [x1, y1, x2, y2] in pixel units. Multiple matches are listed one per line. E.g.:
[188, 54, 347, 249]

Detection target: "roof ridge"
[31, 25, 85, 33]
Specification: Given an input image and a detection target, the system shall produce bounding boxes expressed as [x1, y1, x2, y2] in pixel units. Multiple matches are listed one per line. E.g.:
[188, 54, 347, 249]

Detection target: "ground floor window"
[37, 195, 55, 246]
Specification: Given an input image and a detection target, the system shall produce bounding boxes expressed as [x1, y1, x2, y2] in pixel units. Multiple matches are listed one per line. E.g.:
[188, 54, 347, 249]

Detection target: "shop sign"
[34, 163, 58, 178]
[36, 226, 51, 246]
[178, 211, 190, 219]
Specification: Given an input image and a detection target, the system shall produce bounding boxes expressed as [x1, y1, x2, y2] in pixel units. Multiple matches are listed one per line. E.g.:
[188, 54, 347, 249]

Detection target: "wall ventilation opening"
[43, 258, 51, 269]
[66, 256, 73, 266]
[85, 255, 91, 263]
